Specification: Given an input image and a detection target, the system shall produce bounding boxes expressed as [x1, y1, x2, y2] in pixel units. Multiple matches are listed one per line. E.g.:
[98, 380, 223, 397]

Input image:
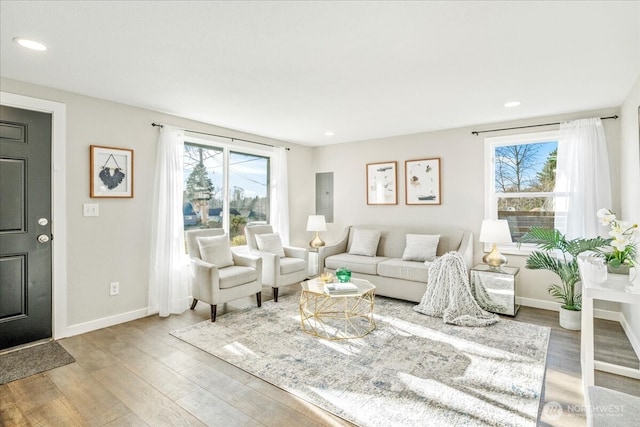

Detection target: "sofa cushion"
[255, 232, 285, 258]
[218, 265, 257, 289]
[377, 258, 429, 282]
[280, 257, 307, 275]
[402, 234, 440, 262]
[349, 229, 381, 257]
[196, 234, 234, 268]
[325, 253, 389, 275]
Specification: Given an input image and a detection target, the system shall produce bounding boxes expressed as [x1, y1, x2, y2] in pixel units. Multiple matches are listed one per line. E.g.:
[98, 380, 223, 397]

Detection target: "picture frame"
[405, 158, 441, 205]
[366, 161, 397, 205]
[90, 145, 134, 198]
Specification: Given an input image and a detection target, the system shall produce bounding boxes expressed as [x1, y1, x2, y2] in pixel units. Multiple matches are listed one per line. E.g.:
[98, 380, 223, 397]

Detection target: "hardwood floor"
[2, 286, 638, 426]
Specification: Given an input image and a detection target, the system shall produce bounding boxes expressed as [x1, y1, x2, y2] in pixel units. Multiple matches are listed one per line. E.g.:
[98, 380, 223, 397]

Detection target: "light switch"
[83, 203, 99, 217]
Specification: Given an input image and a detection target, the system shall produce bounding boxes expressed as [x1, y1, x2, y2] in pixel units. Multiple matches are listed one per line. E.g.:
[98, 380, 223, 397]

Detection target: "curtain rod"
[151, 122, 290, 150]
[471, 115, 618, 136]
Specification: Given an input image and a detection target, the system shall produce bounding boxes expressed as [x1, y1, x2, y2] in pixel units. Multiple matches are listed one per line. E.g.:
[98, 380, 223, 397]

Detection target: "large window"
[485, 131, 559, 248]
[183, 138, 270, 246]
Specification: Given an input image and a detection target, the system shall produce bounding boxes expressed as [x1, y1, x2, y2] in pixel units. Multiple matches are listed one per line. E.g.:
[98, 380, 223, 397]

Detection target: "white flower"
[611, 237, 630, 251]
[597, 208, 616, 226]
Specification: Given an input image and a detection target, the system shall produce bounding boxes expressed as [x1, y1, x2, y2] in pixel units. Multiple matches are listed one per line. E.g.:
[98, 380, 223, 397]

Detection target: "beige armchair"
[185, 229, 262, 322]
[244, 225, 308, 302]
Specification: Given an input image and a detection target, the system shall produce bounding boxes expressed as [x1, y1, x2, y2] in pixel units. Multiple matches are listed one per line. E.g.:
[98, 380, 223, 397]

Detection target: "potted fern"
[519, 227, 609, 330]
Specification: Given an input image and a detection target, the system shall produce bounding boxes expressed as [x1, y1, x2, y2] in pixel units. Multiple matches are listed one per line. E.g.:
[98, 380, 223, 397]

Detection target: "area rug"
[0, 341, 75, 384]
[171, 293, 550, 427]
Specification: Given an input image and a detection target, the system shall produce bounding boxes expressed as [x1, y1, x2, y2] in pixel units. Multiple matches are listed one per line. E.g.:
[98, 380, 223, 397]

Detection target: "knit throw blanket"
[414, 252, 499, 327]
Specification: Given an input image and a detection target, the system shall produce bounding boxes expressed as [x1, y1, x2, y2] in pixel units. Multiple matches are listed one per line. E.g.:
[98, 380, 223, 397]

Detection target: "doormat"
[0, 341, 75, 384]
[171, 293, 550, 427]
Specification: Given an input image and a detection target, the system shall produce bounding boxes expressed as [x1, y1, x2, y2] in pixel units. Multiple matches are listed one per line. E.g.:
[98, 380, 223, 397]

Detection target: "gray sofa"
[318, 225, 473, 303]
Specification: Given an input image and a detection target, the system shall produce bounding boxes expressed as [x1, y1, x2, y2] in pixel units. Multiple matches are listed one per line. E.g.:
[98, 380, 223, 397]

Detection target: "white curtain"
[554, 118, 611, 239]
[148, 126, 189, 316]
[270, 147, 290, 245]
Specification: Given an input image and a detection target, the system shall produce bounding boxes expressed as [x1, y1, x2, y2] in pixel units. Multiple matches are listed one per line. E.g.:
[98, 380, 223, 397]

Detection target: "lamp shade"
[306, 215, 327, 232]
[479, 219, 512, 243]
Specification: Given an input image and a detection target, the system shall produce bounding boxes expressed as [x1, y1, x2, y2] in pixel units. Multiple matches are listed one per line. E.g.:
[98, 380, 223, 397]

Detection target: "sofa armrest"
[249, 249, 278, 286]
[457, 231, 474, 270]
[283, 246, 308, 261]
[318, 226, 351, 272]
[232, 252, 261, 269]
[232, 253, 262, 286]
[190, 258, 221, 303]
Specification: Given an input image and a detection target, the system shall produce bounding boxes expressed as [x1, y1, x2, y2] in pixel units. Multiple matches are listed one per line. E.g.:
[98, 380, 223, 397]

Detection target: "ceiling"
[1, 1, 639, 146]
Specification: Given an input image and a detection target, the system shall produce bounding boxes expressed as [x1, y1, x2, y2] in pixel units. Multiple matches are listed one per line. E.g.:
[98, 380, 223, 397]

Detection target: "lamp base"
[483, 243, 507, 269]
[310, 232, 325, 248]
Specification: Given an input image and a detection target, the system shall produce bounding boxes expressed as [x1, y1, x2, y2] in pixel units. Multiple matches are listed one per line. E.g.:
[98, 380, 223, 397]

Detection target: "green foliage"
[231, 235, 246, 247]
[230, 215, 247, 233]
[185, 162, 214, 202]
[519, 226, 610, 311]
[533, 148, 557, 192]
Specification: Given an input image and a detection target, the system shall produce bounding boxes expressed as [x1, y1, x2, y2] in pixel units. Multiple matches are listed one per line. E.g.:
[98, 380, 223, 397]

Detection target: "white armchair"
[185, 229, 262, 322]
[244, 225, 308, 302]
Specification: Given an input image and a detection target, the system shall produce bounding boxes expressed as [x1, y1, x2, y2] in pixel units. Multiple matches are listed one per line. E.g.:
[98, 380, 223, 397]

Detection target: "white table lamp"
[307, 215, 327, 248]
[479, 219, 513, 269]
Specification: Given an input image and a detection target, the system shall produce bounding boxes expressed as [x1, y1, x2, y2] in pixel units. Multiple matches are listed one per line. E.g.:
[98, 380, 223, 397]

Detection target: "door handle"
[37, 234, 50, 243]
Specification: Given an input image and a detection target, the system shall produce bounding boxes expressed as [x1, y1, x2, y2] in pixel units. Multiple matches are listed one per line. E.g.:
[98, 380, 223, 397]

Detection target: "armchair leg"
[210, 305, 217, 322]
[256, 292, 262, 307]
[273, 287, 279, 302]
[190, 299, 198, 310]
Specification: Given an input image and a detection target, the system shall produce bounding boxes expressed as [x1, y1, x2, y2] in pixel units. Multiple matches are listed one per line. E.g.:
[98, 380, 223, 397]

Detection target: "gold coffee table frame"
[299, 278, 376, 340]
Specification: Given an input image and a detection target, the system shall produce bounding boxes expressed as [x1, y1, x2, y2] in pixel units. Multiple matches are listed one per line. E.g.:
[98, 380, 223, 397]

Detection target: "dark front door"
[0, 105, 53, 350]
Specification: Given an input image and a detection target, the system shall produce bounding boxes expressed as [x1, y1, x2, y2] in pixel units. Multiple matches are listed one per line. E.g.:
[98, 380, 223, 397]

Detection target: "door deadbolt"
[37, 234, 50, 243]
[38, 218, 49, 226]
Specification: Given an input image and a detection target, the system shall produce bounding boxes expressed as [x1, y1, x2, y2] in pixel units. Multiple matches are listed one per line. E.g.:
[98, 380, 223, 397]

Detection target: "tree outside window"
[487, 132, 559, 242]
[182, 143, 269, 246]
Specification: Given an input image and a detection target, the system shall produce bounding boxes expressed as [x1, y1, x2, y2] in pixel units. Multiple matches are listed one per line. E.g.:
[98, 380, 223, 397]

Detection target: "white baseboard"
[516, 297, 622, 321]
[517, 297, 559, 312]
[518, 296, 640, 361]
[619, 312, 640, 361]
[62, 307, 150, 338]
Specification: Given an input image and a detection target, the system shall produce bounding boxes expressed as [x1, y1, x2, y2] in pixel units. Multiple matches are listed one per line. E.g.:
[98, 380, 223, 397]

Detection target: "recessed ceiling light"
[324, 131, 335, 137]
[13, 37, 48, 51]
[504, 101, 521, 108]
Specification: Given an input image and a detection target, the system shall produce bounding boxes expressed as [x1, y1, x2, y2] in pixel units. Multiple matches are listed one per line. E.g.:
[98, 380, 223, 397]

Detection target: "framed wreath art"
[90, 145, 134, 198]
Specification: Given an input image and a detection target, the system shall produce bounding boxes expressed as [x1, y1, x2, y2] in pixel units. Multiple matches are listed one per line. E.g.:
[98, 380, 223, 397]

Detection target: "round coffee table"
[299, 278, 376, 340]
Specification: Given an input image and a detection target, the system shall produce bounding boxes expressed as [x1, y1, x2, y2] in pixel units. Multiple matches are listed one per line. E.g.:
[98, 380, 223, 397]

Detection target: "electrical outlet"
[110, 281, 119, 296]
[83, 203, 99, 217]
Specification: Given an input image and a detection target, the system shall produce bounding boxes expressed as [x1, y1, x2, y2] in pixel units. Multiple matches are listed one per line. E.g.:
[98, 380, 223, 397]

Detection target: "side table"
[307, 248, 319, 277]
[470, 264, 520, 316]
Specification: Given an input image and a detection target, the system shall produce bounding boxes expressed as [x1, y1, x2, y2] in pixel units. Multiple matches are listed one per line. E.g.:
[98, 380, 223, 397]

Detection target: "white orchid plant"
[597, 208, 639, 268]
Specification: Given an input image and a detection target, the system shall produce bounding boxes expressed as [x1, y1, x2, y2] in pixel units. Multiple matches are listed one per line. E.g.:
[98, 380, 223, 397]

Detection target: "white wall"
[619, 73, 640, 352]
[2, 74, 631, 336]
[312, 108, 621, 307]
[1, 77, 313, 334]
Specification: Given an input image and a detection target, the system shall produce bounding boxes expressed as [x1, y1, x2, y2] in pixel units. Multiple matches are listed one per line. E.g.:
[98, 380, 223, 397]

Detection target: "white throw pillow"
[196, 234, 234, 268]
[255, 232, 286, 258]
[349, 229, 381, 257]
[402, 234, 440, 262]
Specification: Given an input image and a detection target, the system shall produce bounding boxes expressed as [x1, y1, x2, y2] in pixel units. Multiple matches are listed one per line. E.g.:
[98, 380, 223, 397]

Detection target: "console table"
[580, 271, 640, 415]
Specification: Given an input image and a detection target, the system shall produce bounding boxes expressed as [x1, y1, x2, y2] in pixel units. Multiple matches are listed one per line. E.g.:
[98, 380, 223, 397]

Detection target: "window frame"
[183, 132, 273, 238]
[484, 130, 559, 255]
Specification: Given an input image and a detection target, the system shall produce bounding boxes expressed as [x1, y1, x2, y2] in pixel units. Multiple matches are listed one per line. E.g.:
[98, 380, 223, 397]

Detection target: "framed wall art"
[366, 161, 397, 205]
[405, 158, 441, 205]
[90, 145, 134, 198]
